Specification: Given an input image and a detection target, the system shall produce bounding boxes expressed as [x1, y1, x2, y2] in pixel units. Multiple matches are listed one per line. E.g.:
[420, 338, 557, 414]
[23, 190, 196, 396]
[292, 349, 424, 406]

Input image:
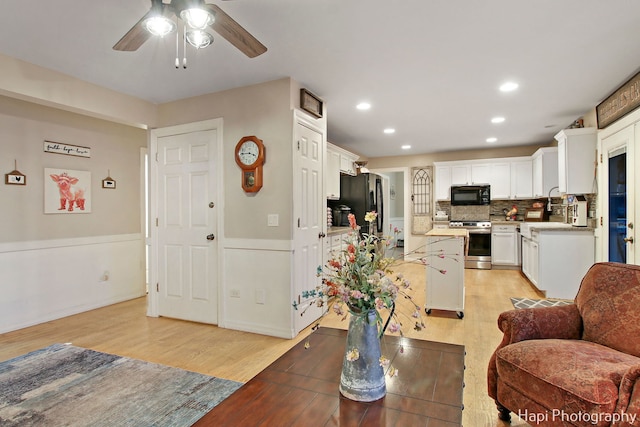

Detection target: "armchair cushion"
[575, 262, 640, 358]
[496, 339, 640, 416]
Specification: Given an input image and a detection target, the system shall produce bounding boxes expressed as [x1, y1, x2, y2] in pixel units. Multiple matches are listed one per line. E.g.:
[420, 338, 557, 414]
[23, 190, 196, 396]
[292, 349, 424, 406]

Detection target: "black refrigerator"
[335, 173, 384, 234]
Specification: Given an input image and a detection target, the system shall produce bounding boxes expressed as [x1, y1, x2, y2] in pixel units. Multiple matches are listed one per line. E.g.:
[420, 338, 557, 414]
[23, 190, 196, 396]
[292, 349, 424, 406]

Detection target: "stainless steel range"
[449, 220, 492, 269]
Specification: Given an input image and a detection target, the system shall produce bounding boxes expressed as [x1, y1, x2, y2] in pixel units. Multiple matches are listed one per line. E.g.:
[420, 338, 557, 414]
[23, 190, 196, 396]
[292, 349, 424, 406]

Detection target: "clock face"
[238, 140, 259, 166]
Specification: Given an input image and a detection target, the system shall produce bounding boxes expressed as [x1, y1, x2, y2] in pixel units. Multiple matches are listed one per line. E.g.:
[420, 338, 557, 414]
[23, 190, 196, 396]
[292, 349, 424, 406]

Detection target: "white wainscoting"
[221, 238, 295, 339]
[0, 234, 145, 334]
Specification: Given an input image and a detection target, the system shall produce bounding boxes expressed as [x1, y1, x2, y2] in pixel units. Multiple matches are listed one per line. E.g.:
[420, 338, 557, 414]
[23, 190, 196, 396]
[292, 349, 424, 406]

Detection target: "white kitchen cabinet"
[327, 142, 359, 177]
[521, 235, 539, 286]
[451, 165, 471, 185]
[340, 154, 357, 176]
[434, 157, 526, 201]
[471, 164, 491, 184]
[532, 147, 559, 198]
[326, 147, 341, 199]
[425, 229, 467, 319]
[435, 165, 452, 200]
[555, 128, 597, 195]
[491, 224, 519, 266]
[489, 162, 511, 199]
[510, 159, 533, 199]
[520, 224, 594, 299]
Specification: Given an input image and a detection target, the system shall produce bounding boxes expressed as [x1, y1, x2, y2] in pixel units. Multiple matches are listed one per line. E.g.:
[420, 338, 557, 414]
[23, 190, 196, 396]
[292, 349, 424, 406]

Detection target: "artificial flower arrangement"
[294, 211, 426, 378]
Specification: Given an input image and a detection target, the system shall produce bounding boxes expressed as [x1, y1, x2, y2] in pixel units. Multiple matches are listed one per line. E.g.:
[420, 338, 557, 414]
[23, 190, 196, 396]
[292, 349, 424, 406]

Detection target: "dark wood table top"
[193, 327, 465, 426]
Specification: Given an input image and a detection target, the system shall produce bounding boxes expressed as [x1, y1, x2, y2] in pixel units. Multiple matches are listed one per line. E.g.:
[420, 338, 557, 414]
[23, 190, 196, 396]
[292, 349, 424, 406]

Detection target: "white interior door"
[156, 129, 219, 324]
[293, 118, 324, 334]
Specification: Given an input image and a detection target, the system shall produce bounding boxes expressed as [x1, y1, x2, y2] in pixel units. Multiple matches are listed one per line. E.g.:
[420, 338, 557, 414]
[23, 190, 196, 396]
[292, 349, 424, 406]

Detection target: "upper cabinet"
[434, 157, 530, 200]
[326, 146, 341, 199]
[555, 128, 597, 195]
[532, 147, 559, 197]
[326, 142, 359, 199]
[510, 158, 533, 199]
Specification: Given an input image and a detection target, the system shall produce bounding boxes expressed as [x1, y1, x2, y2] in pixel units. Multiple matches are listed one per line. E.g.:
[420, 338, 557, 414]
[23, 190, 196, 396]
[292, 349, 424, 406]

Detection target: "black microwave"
[450, 185, 490, 206]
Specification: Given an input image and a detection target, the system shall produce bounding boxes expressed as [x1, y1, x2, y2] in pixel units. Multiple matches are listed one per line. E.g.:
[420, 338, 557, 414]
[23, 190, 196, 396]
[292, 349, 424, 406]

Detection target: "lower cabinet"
[521, 229, 594, 299]
[491, 224, 520, 266]
[521, 235, 539, 286]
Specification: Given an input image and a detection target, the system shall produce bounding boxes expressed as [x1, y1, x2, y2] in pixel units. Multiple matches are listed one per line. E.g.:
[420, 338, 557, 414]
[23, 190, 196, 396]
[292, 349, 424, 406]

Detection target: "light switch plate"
[267, 214, 279, 227]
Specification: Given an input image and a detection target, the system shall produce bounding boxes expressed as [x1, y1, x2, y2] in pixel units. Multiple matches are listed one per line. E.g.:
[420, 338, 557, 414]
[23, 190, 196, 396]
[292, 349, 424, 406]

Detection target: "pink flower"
[439, 269, 447, 275]
[348, 213, 357, 229]
[388, 322, 400, 333]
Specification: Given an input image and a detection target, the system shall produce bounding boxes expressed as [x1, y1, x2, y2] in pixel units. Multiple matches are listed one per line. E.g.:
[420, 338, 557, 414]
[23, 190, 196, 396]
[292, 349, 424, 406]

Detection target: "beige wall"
[157, 77, 303, 241]
[0, 53, 156, 129]
[366, 143, 549, 170]
[0, 95, 147, 243]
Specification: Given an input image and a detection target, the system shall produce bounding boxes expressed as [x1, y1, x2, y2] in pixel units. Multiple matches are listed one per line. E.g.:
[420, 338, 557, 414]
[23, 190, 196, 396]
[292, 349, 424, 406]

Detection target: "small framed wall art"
[300, 88, 324, 118]
[102, 171, 116, 189]
[5, 161, 26, 185]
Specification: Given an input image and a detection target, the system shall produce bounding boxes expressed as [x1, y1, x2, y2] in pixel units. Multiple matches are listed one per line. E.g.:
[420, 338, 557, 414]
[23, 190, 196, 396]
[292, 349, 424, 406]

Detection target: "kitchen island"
[520, 222, 595, 299]
[424, 228, 468, 319]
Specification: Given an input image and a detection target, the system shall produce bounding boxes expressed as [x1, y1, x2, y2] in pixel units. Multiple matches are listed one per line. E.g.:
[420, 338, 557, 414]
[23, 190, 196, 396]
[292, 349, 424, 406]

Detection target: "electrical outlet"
[230, 289, 241, 298]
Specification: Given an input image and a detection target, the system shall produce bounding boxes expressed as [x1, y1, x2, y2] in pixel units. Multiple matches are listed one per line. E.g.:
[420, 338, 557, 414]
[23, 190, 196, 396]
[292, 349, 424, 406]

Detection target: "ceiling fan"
[113, 0, 267, 58]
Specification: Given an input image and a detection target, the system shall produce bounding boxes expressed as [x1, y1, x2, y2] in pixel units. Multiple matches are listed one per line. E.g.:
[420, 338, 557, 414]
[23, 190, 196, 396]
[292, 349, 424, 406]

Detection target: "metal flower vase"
[339, 309, 386, 402]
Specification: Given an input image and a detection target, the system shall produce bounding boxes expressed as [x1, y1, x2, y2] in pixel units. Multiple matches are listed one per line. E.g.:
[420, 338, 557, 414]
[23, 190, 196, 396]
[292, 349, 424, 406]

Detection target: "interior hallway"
[0, 263, 542, 426]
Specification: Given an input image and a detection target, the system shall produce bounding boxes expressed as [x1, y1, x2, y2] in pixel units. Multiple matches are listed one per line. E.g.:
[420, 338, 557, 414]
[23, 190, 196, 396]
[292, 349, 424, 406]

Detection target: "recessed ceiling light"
[356, 102, 371, 110]
[486, 137, 497, 143]
[499, 82, 519, 92]
[383, 128, 396, 134]
[401, 145, 411, 150]
[491, 117, 505, 124]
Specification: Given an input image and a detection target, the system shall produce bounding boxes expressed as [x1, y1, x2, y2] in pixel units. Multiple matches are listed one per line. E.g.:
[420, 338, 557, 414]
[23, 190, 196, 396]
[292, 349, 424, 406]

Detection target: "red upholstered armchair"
[488, 262, 640, 426]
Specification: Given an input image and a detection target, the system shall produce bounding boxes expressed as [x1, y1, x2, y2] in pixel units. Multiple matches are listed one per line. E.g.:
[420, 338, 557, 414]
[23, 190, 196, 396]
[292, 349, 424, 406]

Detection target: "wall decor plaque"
[44, 140, 91, 158]
[597, 71, 640, 129]
[300, 88, 324, 118]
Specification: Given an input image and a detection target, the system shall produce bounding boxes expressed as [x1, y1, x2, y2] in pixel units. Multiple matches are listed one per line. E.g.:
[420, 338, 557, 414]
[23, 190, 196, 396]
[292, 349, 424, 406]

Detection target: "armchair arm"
[615, 365, 640, 426]
[498, 303, 582, 344]
[488, 304, 582, 400]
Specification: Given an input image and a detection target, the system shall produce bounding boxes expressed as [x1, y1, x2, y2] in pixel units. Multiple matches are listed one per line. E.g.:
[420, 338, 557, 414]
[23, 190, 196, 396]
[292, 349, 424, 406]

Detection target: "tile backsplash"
[435, 194, 596, 222]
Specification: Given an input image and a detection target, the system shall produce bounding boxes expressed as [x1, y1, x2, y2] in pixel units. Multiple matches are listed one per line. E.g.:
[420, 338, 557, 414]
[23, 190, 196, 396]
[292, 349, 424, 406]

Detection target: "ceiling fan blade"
[204, 4, 267, 58]
[113, 4, 174, 52]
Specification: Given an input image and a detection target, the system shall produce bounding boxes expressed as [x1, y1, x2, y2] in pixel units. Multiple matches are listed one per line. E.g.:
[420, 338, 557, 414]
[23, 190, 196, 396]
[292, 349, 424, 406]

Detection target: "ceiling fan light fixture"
[186, 30, 214, 49]
[143, 15, 176, 37]
[181, 8, 214, 30]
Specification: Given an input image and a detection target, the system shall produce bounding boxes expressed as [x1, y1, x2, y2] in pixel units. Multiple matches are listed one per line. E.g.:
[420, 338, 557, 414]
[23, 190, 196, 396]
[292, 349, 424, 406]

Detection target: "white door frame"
[369, 167, 410, 258]
[147, 118, 225, 319]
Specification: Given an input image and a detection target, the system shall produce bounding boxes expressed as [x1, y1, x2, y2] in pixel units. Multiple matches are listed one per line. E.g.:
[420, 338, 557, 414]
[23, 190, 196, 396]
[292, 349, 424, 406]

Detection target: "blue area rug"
[0, 343, 242, 426]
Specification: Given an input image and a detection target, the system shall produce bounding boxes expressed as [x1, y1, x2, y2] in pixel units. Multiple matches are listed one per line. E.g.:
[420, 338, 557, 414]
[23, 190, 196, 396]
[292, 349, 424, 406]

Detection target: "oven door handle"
[468, 229, 492, 234]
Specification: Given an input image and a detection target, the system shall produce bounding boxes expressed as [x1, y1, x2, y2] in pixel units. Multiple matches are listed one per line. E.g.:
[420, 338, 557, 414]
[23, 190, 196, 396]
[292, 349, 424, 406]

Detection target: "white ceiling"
[1, 1, 639, 158]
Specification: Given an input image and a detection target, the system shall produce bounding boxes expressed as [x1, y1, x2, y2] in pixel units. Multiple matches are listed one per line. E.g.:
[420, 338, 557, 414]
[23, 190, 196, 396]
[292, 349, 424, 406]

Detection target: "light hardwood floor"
[0, 263, 542, 427]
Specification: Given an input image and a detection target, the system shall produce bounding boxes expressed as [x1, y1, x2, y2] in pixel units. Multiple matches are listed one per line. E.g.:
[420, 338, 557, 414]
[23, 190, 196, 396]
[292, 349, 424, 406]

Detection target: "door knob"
[206, 234, 215, 241]
[319, 232, 326, 238]
[624, 236, 634, 244]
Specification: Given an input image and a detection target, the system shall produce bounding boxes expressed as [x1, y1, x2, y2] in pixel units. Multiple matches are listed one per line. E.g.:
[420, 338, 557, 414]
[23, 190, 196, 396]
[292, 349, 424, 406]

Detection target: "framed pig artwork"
[44, 168, 92, 214]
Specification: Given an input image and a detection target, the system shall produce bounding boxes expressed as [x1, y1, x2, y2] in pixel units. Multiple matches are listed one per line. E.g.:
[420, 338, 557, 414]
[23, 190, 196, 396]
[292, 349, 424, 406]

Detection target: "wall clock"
[235, 136, 265, 193]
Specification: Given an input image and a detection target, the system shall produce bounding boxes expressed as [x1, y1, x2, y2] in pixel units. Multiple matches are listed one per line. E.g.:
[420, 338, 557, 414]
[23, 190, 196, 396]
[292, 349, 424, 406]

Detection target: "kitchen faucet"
[547, 186, 560, 212]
